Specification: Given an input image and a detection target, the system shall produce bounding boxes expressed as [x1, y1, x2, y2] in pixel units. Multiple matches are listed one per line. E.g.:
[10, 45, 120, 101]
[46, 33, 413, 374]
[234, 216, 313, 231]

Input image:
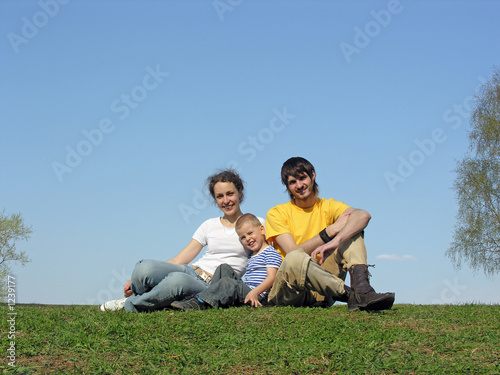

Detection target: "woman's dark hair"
[206, 169, 245, 203]
[281, 157, 319, 200]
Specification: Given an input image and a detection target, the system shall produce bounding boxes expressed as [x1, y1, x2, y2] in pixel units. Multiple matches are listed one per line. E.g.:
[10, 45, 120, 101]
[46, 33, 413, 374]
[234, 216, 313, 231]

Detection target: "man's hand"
[124, 279, 133, 297]
[311, 237, 341, 265]
[311, 212, 351, 264]
[244, 289, 262, 308]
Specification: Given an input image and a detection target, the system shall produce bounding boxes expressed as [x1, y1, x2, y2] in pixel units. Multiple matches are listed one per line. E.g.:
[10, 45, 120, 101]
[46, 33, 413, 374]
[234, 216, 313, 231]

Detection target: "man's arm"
[331, 208, 371, 244]
[275, 209, 357, 255]
[274, 232, 323, 255]
[311, 208, 371, 264]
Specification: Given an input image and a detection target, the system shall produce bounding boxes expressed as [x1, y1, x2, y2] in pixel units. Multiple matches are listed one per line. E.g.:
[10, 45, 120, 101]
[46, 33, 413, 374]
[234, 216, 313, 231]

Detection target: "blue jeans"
[124, 259, 209, 312]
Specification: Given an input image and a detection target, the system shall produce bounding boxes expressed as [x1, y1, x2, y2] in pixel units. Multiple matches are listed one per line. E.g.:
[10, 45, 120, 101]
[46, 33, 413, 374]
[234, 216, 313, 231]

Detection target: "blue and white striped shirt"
[242, 245, 282, 297]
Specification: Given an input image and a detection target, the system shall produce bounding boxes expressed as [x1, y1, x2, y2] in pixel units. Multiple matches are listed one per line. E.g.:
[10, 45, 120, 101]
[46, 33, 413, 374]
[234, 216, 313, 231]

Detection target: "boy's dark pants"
[197, 264, 267, 308]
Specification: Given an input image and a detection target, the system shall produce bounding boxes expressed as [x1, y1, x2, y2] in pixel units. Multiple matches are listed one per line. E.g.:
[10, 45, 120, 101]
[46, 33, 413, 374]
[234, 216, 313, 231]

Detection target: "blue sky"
[1, 0, 499, 306]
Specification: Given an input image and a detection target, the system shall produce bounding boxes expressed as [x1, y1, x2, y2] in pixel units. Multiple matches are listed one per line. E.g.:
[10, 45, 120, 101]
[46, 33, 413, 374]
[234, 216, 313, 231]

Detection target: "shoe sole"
[348, 293, 395, 312]
[360, 293, 395, 311]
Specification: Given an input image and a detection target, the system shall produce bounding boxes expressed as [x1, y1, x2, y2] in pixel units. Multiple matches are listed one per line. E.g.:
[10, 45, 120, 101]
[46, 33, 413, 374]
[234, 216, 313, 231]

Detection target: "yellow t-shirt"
[266, 197, 350, 258]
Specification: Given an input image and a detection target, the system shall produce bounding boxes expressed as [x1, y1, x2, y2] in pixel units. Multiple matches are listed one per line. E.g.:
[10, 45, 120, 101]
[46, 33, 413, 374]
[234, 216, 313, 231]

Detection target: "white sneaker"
[100, 297, 127, 312]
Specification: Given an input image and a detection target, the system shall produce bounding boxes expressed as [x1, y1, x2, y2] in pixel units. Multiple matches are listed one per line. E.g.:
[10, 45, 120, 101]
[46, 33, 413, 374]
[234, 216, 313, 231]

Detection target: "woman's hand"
[244, 289, 262, 308]
[124, 279, 133, 297]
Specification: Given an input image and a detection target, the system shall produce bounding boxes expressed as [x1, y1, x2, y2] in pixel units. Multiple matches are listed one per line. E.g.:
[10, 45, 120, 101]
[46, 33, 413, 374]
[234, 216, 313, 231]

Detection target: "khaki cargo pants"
[268, 232, 367, 307]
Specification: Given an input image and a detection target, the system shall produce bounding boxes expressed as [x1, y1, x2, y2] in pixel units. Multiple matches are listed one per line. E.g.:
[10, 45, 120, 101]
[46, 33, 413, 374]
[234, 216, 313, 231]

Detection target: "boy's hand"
[244, 289, 262, 308]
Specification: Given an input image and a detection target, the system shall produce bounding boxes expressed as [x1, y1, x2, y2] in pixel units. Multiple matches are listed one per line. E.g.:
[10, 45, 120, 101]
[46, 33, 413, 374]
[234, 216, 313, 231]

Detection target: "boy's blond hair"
[235, 213, 263, 232]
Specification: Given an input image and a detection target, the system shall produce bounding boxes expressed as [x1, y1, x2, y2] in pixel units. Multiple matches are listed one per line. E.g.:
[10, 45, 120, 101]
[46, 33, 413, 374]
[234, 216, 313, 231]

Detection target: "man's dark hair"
[281, 157, 319, 200]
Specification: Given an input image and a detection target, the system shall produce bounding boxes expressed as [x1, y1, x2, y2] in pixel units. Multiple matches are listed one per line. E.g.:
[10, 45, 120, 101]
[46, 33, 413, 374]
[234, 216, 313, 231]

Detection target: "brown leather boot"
[347, 264, 395, 312]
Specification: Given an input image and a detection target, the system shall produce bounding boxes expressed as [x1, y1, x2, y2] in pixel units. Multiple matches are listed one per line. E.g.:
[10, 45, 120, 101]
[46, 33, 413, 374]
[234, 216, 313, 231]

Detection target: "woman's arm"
[167, 239, 204, 265]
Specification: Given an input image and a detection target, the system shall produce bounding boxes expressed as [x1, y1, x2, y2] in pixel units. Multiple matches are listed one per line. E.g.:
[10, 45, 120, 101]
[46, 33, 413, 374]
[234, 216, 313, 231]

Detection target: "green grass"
[2, 304, 499, 374]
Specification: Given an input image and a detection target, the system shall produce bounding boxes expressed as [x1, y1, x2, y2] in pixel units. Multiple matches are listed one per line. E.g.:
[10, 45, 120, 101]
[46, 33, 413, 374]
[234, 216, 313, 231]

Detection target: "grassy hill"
[2, 304, 499, 374]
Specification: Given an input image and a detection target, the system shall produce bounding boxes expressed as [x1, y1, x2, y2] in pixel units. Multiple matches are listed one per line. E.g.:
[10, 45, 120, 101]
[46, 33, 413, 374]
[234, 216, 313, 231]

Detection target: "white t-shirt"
[191, 216, 265, 277]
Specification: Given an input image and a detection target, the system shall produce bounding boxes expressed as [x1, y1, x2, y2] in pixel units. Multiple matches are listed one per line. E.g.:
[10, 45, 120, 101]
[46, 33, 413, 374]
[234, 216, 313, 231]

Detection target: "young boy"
[171, 213, 282, 310]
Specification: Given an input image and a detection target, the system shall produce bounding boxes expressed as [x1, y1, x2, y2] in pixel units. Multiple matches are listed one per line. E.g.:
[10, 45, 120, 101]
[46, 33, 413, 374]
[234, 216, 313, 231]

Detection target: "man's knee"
[280, 249, 311, 282]
[283, 249, 309, 268]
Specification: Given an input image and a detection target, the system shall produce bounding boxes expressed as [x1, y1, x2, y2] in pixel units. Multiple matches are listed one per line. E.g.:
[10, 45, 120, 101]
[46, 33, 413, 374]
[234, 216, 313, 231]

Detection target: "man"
[266, 157, 394, 311]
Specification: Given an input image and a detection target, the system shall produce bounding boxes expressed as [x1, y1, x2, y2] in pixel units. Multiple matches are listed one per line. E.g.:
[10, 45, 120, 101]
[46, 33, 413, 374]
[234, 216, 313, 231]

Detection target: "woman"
[100, 169, 260, 312]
